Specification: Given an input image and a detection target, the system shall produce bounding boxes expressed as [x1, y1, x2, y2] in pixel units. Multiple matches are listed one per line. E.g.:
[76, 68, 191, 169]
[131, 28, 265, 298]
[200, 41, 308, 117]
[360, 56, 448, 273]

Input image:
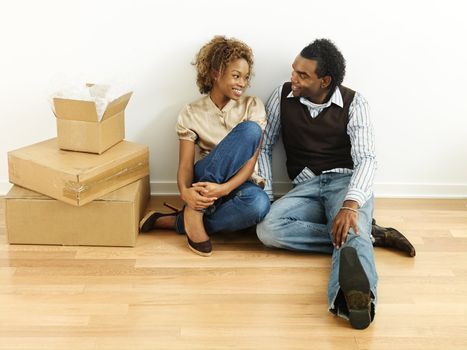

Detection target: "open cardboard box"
[53, 90, 132, 154]
[5, 177, 150, 247]
[8, 138, 149, 207]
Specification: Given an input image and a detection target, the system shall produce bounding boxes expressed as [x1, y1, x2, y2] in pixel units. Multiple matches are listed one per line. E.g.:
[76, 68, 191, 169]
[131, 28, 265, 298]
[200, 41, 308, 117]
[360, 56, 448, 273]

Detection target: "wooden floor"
[1, 197, 467, 350]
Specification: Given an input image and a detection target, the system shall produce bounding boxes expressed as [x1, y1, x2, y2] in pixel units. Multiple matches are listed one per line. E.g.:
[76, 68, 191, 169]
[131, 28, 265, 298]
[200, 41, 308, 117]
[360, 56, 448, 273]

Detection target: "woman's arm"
[177, 140, 217, 210]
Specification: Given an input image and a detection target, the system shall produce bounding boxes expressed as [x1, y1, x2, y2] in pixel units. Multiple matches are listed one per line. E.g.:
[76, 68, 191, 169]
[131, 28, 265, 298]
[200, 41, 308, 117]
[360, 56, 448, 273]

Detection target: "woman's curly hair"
[192, 36, 254, 94]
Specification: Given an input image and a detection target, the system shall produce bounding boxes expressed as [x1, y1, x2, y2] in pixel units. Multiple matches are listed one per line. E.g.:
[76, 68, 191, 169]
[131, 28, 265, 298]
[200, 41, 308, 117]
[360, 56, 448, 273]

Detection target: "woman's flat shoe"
[187, 237, 212, 257]
[179, 206, 212, 257]
[139, 202, 180, 232]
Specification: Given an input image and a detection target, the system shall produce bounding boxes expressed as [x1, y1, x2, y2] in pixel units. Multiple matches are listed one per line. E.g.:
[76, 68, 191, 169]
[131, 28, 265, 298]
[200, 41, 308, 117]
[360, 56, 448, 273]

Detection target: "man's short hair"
[300, 39, 346, 90]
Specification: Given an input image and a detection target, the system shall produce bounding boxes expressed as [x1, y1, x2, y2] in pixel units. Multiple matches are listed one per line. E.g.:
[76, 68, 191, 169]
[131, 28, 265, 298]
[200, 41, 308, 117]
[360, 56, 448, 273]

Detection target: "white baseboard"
[373, 182, 467, 198]
[1, 180, 466, 199]
[148, 181, 467, 199]
[148, 181, 295, 197]
[149, 181, 180, 196]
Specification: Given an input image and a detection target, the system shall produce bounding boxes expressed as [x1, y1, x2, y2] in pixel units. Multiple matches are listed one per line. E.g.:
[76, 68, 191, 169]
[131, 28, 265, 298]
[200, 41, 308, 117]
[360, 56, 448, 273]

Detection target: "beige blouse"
[176, 95, 266, 186]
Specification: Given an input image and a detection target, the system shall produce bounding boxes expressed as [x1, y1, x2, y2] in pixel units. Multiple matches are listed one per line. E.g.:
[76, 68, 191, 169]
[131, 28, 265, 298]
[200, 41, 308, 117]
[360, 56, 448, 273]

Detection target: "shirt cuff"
[344, 189, 368, 208]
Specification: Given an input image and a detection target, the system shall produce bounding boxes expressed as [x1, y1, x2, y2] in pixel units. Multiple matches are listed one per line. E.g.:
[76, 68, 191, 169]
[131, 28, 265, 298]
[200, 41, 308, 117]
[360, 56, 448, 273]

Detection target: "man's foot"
[339, 246, 372, 330]
[372, 219, 416, 257]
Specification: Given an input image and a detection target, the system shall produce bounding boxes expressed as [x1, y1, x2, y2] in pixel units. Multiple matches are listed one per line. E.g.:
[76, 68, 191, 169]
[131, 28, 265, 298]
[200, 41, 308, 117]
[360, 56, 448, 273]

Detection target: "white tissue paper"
[51, 82, 130, 122]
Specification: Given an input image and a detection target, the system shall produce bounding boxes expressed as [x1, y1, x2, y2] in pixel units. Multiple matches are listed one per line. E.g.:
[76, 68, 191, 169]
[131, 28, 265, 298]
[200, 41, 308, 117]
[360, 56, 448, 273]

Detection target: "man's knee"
[256, 214, 281, 247]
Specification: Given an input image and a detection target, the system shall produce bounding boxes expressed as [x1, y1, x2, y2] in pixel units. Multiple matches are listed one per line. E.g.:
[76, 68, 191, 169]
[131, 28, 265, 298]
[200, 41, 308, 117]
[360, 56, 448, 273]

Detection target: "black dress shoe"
[372, 219, 416, 257]
[339, 246, 372, 330]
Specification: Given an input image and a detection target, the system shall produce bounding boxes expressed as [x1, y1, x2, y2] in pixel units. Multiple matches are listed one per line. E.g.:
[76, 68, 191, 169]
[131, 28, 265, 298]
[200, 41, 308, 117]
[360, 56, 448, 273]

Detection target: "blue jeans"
[256, 173, 377, 319]
[175, 121, 270, 234]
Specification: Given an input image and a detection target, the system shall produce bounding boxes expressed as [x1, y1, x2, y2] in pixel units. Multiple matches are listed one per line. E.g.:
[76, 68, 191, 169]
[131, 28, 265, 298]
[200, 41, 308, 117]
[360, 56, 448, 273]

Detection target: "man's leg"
[256, 178, 333, 254]
[322, 173, 377, 329]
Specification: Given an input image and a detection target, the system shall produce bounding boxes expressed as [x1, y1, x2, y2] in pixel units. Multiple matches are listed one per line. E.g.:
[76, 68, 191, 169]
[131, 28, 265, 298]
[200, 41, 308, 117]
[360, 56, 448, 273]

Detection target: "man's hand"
[181, 186, 217, 211]
[331, 200, 359, 249]
[192, 182, 229, 199]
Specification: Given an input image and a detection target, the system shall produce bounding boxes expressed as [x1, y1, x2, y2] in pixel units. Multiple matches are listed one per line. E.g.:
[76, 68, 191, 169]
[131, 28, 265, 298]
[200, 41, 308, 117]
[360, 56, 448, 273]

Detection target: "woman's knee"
[254, 191, 271, 222]
[235, 121, 262, 144]
[237, 187, 270, 222]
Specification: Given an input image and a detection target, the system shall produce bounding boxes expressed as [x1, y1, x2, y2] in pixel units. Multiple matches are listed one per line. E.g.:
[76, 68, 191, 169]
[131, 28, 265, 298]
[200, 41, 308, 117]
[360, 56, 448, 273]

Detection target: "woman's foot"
[154, 215, 176, 229]
[183, 206, 212, 256]
[139, 203, 179, 232]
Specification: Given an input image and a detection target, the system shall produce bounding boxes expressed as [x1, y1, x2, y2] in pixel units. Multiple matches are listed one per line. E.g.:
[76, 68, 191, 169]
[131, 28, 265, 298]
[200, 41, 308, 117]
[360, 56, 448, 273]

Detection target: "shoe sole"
[339, 247, 371, 330]
[139, 211, 157, 231]
[187, 243, 212, 257]
[180, 207, 212, 257]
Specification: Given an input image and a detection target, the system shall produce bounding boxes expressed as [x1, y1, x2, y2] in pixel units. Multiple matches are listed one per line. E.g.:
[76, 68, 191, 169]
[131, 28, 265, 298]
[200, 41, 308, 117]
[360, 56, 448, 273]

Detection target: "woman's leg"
[175, 121, 262, 235]
[194, 121, 262, 183]
[203, 181, 270, 234]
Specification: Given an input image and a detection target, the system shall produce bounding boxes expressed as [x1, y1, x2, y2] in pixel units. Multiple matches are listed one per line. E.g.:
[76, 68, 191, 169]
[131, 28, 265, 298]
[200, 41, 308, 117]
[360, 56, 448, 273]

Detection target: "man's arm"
[257, 86, 283, 201]
[332, 92, 376, 248]
[345, 92, 377, 207]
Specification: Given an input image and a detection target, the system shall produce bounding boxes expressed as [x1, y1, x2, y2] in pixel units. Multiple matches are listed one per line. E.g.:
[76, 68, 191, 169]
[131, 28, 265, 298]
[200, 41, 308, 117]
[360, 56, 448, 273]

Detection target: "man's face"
[290, 55, 325, 100]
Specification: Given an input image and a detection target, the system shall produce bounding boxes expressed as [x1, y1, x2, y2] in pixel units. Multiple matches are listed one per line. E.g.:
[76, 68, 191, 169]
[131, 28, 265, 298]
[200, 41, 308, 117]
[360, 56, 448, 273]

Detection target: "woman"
[140, 36, 270, 256]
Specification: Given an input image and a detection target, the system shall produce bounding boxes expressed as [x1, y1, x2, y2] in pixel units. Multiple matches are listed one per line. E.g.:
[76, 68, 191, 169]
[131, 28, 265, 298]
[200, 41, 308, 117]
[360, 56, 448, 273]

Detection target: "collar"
[287, 86, 343, 109]
[206, 95, 236, 114]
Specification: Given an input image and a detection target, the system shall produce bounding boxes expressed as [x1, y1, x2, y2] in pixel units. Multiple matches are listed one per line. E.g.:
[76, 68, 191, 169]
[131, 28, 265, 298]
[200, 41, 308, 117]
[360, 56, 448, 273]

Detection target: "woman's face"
[212, 58, 250, 102]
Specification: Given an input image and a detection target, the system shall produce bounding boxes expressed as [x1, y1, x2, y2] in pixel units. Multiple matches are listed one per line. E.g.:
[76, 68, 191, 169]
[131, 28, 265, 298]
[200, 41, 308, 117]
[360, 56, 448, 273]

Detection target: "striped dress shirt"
[257, 84, 377, 208]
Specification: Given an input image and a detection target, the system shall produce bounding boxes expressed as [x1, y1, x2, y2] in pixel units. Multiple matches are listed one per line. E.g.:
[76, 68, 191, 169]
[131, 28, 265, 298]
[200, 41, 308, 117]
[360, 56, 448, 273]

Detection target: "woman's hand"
[181, 186, 217, 211]
[192, 182, 230, 199]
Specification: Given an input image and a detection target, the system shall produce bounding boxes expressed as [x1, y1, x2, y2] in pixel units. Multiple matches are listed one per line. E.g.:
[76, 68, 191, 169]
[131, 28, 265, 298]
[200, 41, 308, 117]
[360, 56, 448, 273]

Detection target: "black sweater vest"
[280, 82, 355, 180]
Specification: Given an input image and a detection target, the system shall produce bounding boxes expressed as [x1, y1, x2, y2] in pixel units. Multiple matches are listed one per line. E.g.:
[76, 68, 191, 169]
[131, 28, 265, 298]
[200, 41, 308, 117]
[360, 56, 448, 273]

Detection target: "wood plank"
[0, 196, 466, 350]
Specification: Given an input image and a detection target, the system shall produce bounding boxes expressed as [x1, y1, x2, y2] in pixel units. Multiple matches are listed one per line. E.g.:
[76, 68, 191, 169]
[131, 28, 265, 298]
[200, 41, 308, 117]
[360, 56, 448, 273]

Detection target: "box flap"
[53, 98, 98, 122]
[6, 185, 50, 200]
[8, 138, 149, 207]
[99, 178, 142, 202]
[6, 178, 146, 203]
[8, 138, 147, 176]
[101, 92, 132, 121]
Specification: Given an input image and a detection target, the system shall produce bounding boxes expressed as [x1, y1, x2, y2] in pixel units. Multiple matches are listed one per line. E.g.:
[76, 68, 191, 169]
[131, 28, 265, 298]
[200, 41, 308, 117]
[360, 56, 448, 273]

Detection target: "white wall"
[1, 0, 466, 197]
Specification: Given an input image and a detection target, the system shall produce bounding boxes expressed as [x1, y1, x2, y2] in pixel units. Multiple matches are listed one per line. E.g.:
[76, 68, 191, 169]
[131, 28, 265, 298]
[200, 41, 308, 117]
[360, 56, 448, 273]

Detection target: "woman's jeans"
[175, 121, 270, 234]
[256, 173, 378, 319]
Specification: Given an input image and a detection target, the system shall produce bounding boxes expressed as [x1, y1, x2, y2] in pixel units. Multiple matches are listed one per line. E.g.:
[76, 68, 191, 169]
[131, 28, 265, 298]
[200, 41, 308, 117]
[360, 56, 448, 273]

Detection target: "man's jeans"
[175, 121, 270, 234]
[256, 173, 378, 317]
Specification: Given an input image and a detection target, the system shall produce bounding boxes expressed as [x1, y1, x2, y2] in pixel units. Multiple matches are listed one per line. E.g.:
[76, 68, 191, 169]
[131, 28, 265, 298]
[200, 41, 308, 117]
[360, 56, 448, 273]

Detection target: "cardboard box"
[53, 91, 132, 154]
[5, 177, 150, 247]
[8, 138, 149, 207]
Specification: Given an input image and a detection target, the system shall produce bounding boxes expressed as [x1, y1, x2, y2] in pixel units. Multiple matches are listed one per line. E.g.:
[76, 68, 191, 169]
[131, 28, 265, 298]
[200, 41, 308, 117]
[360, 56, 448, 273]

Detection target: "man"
[256, 39, 414, 329]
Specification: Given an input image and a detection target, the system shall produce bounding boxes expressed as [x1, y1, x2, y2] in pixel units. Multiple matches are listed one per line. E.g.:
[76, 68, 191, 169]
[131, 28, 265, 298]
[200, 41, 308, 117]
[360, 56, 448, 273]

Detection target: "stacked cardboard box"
[5, 90, 150, 247]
